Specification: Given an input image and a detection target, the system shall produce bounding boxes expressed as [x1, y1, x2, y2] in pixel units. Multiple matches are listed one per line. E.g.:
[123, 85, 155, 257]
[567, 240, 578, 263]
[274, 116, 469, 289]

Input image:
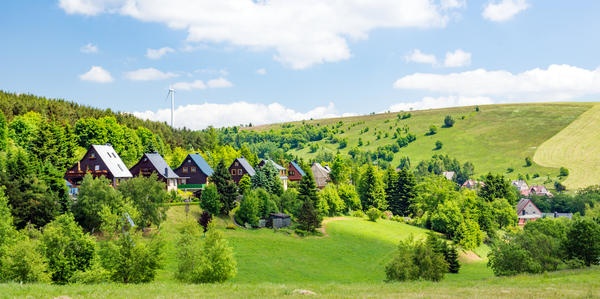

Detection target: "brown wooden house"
[64, 144, 132, 187]
[229, 157, 255, 184]
[287, 161, 306, 182]
[129, 152, 181, 192]
[173, 153, 214, 188]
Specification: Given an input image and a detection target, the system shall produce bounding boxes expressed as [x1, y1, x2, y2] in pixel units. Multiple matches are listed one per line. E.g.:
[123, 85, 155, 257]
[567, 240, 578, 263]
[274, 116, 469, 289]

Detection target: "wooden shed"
[268, 213, 291, 229]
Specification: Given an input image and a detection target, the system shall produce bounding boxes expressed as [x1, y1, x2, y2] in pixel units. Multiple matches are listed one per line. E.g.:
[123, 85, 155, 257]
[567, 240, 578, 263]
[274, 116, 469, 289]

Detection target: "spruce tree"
[297, 170, 319, 207]
[392, 169, 416, 216]
[211, 159, 238, 215]
[297, 199, 321, 232]
[446, 245, 461, 273]
[358, 164, 387, 211]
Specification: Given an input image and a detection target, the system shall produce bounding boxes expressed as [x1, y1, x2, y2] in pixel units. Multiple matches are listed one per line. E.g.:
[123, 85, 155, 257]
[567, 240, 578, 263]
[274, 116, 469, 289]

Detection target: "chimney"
[77, 161, 81, 172]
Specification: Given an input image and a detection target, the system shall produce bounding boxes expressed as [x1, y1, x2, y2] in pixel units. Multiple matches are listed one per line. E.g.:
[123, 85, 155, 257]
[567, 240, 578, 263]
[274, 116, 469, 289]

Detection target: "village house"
[287, 161, 305, 182]
[257, 159, 288, 190]
[529, 185, 553, 197]
[511, 180, 530, 196]
[129, 152, 181, 192]
[173, 153, 214, 188]
[64, 144, 132, 188]
[442, 171, 455, 180]
[311, 162, 331, 189]
[461, 179, 485, 190]
[229, 157, 256, 184]
[516, 198, 542, 226]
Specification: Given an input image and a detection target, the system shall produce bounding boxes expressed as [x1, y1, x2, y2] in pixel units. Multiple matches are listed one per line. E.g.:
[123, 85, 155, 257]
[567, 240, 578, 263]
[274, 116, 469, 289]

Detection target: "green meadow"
[251, 102, 595, 185]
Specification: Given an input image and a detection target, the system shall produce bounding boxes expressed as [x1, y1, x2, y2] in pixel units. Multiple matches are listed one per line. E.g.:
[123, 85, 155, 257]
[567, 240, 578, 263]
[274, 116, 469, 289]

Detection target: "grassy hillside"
[534, 104, 600, 189]
[1, 206, 598, 298]
[250, 103, 594, 182]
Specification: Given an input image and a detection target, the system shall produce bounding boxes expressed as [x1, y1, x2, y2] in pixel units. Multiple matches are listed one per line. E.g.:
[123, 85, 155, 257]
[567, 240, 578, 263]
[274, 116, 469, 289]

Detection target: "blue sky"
[1, 0, 600, 129]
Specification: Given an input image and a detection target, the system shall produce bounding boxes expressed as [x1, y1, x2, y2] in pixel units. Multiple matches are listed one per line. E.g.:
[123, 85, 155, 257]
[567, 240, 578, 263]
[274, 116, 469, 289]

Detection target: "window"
[191, 167, 197, 173]
[235, 162, 239, 166]
[290, 171, 295, 176]
[143, 157, 148, 162]
[117, 164, 123, 171]
[231, 169, 236, 175]
[187, 159, 191, 163]
[238, 169, 242, 175]
[183, 167, 189, 173]
[94, 165, 100, 171]
[90, 153, 96, 159]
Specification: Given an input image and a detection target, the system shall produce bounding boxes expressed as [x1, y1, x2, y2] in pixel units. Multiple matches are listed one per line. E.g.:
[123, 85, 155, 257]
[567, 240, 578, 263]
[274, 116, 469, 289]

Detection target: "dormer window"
[238, 169, 242, 175]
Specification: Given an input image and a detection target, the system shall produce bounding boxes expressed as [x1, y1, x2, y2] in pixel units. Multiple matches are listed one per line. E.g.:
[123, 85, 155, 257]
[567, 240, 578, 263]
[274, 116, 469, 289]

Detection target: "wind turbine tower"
[168, 87, 175, 127]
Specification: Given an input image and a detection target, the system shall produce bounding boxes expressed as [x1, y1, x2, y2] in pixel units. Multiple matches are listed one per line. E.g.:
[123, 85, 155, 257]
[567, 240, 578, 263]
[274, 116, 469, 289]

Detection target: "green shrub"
[525, 157, 532, 167]
[366, 208, 381, 222]
[351, 210, 366, 218]
[295, 228, 308, 236]
[0, 238, 50, 283]
[69, 260, 110, 284]
[41, 213, 96, 284]
[385, 236, 448, 282]
[226, 224, 236, 230]
[200, 185, 222, 215]
[99, 233, 164, 283]
[435, 140, 443, 150]
[235, 193, 260, 227]
[559, 167, 569, 177]
[444, 115, 455, 127]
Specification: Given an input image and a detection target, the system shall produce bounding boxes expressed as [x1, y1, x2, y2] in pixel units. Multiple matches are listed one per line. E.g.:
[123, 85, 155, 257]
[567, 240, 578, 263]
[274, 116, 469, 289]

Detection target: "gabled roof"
[516, 198, 542, 215]
[143, 153, 180, 179]
[188, 153, 214, 176]
[234, 157, 256, 176]
[91, 144, 132, 178]
[311, 162, 330, 187]
[290, 161, 306, 176]
[511, 180, 529, 190]
[442, 171, 455, 180]
[260, 159, 286, 171]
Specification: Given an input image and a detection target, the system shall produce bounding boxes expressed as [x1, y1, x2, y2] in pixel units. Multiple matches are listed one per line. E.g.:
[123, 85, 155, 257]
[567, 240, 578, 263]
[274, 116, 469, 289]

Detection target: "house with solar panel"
[287, 161, 305, 182]
[173, 153, 214, 190]
[129, 152, 181, 192]
[64, 144, 132, 188]
[257, 159, 288, 190]
[229, 157, 255, 184]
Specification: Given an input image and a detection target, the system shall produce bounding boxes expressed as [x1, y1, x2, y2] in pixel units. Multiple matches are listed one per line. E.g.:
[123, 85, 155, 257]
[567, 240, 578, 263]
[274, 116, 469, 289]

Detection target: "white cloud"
[146, 47, 175, 59]
[256, 68, 267, 75]
[389, 96, 493, 112]
[443, 49, 471, 67]
[124, 68, 178, 81]
[207, 77, 233, 88]
[173, 80, 206, 91]
[79, 66, 114, 83]
[482, 0, 530, 22]
[405, 49, 437, 65]
[80, 43, 98, 54]
[133, 101, 344, 129]
[58, 0, 460, 69]
[393, 64, 600, 100]
[440, 0, 465, 10]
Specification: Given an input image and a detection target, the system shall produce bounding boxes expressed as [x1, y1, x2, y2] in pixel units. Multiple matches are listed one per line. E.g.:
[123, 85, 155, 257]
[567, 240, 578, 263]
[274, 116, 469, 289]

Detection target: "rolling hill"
[248, 102, 597, 188]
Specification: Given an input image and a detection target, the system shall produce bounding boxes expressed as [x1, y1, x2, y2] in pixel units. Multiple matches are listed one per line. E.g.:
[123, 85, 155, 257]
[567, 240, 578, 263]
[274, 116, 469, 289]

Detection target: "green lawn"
[249, 103, 594, 184]
[1, 206, 599, 298]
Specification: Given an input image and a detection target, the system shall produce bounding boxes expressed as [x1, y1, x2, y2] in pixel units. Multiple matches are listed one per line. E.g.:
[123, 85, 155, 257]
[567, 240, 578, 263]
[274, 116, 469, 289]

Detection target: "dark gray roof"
[189, 153, 214, 176]
[236, 157, 256, 176]
[144, 153, 179, 179]
[290, 161, 306, 176]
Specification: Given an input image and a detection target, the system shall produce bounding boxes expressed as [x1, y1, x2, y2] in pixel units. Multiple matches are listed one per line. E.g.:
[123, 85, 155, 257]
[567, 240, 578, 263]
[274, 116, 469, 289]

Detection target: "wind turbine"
[167, 87, 175, 127]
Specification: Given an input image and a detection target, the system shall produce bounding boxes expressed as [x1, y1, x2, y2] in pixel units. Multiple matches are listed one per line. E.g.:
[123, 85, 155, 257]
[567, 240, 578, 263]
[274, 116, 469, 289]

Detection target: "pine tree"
[297, 170, 319, 207]
[446, 245, 461, 273]
[384, 168, 399, 214]
[392, 169, 416, 216]
[297, 199, 321, 232]
[211, 159, 238, 215]
[357, 164, 387, 211]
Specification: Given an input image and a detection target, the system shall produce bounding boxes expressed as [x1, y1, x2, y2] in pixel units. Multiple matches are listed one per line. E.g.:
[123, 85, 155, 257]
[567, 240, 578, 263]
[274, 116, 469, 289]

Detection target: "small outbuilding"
[268, 213, 291, 229]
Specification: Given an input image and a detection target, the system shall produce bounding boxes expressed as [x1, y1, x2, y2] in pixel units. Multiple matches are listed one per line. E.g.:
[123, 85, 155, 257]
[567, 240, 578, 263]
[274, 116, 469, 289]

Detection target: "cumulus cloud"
[483, 0, 530, 22]
[206, 77, 233, 88]
[80, 43, 98, 54]
[256, 68, 267, 75]
[389, 96, 493, 112]
[146, 47, 175, 59]
[79, 66, 113, 83]
[173, 80, 206, 91]
[443, 49, 471, 67]
[58, 0, 460, 69]
[440, 0, 466, 10]
[124, 68, 178, 81]
[405, 49, 437, 65]
[393, 64, 600, 100]
[133, 102, 344, 129]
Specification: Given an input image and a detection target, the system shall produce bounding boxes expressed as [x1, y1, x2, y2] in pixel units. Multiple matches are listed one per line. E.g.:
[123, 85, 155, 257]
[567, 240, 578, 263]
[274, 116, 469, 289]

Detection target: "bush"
[225, 224, 236, 230]
[41, 213, 96, 284]
[0, 238, 51, 283]
[426, 125, 438, 136]
[99, 233, 164, 283]
[69, 260, 110, 284]
[200, 185, 222, 215]
[366, 208, 381, 222]
[525, 157, 532, 167]
[444, 115, 455, 128]
[118, 174, 169, 228]
[435, 140, 443, 150]
[385, 236, 448, 282]
[176, 222, 237, 283]
[563, 218, 600, 266]
[235, 194, 260, 227]
[351, 210, 366, 218]
[559, 167, 569, 177]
